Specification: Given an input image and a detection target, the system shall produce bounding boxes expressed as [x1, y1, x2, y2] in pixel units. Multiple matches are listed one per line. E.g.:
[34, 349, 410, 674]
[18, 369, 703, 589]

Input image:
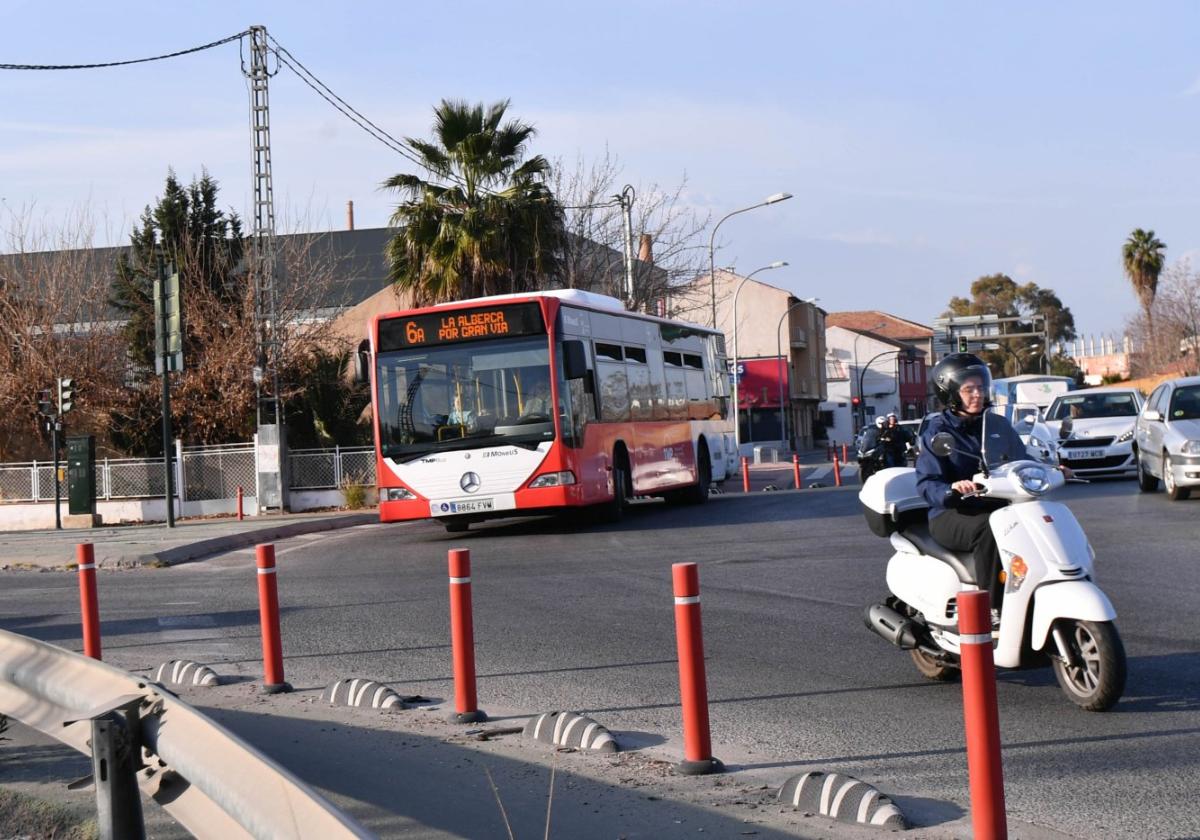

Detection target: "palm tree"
[1123, 228, 1166, 348]
[384, 99, 566, 303]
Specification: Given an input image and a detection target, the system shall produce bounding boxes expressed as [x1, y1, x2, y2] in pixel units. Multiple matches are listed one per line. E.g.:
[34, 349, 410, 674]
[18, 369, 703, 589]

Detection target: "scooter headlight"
[1014, 464, 1051, 495]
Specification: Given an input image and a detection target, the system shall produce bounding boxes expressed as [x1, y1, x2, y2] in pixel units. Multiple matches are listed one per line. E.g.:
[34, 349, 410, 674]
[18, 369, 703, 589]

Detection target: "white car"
[1135, 375, 1200, 501]
[1003, 402, 1059, 462]
[1042, 387, 1145, 478]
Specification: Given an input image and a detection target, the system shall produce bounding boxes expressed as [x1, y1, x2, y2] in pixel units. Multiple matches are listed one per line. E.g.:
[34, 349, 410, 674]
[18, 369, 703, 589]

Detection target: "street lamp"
[732, 261, 788, 454]
[984, 342, 1041, 376]
[776, 297, 818, 450]
[858, 347, 920, 421]
[708, 192, 793, 328]
[852, 322, 887, 431]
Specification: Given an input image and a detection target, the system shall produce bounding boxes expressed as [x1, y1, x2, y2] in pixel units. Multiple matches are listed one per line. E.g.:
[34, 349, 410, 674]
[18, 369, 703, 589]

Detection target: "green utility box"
[67, 435, 97, 516]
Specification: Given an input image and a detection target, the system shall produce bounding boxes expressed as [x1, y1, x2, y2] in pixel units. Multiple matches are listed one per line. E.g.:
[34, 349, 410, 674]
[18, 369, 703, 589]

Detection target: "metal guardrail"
[0, 629, 373, 839]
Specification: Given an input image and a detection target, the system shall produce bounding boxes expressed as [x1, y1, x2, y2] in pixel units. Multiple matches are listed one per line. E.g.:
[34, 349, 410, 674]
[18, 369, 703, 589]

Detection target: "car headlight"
[529, 471, 576, 488]
[1182, 440, 1200, 455]
[1015, 464, 1051, 495]
[1031, 433, 1053, 451]
[1116, 427, 1134, 443]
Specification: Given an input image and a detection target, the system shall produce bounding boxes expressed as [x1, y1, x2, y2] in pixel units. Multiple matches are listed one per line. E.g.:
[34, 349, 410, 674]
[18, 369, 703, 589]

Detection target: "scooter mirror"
[930, 432, 955, 457]
[1059, 417, 1074, 439]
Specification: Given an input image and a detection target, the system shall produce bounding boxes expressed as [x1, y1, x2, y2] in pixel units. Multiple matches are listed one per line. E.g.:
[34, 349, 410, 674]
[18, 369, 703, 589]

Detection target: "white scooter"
[860, 427, 1127, 711]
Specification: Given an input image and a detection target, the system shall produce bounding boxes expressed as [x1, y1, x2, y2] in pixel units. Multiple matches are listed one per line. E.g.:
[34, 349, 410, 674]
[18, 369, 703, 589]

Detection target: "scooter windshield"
[980, 408, 1034, 470]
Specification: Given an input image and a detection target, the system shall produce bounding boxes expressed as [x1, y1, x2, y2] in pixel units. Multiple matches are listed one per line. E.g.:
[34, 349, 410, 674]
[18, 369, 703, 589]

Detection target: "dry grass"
[0, 787, 98, 840]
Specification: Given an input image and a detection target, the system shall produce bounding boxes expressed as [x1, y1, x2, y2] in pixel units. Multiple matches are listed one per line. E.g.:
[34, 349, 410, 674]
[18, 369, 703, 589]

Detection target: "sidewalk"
[0, 509, 378, 570]
[728, 446, 860, 492]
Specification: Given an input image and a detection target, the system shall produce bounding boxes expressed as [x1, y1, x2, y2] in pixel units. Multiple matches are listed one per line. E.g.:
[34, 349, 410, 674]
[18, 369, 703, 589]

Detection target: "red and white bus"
[357, 289, 737, 531]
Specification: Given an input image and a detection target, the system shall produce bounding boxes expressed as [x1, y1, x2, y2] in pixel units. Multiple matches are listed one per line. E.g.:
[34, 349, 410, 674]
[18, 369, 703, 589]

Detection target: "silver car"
[1135, 375, 1200, 501]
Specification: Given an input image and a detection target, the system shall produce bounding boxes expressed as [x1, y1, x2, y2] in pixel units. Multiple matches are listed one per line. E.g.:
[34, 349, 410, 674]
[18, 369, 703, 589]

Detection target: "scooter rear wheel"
[1050, 619, 1126, 711]
[911, 647, 960, 682]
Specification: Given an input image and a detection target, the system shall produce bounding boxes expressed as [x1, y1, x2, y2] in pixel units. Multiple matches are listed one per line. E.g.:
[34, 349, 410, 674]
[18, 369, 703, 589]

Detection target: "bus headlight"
[385, 487, 416, 501]
[529, 471, 576, 488]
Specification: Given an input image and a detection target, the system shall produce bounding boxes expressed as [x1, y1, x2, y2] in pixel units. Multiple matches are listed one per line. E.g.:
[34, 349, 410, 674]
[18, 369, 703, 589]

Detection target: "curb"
[148, 513, 379, 567]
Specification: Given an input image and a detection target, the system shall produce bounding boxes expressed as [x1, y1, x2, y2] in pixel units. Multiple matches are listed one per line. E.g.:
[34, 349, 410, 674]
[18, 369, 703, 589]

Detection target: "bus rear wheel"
[671, 445, 710, 505]
[595, 450, 631, 523]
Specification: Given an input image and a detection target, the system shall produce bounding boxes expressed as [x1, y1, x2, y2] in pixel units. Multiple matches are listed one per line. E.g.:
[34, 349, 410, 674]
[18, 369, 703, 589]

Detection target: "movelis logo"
[482, 449, 517, 458]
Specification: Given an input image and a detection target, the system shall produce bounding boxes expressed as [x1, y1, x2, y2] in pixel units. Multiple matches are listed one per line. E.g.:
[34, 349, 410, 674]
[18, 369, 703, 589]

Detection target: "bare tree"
[550, 150, 710, 316]
[1, 204, 368, 458]
[0, 209, 128, 460]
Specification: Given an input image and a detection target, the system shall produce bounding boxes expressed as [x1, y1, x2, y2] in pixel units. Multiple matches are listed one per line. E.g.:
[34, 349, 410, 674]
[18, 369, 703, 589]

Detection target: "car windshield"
[1046, 392, 1138, 421]
[376, 335, 560, 460]
[1168, 385, 1200, 420]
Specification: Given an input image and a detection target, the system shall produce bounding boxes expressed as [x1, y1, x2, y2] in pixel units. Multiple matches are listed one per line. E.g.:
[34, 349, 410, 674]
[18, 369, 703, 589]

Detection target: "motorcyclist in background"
[858, 416, 888, 480]
[882, 412, 911, 467]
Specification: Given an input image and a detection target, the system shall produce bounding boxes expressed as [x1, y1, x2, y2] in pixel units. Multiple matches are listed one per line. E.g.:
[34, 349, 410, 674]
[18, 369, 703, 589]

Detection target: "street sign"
[154, 264, 184, 374]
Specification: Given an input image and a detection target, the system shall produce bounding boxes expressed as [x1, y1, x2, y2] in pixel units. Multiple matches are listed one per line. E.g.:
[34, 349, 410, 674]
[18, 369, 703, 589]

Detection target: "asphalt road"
[2, 481, 1198, 839]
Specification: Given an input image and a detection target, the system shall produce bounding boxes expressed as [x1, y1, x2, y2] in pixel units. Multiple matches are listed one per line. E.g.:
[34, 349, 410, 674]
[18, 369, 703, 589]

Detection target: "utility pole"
[617, 185, 635, 308]
[245, 24, 288, 512]
[155, 256, 178, 528]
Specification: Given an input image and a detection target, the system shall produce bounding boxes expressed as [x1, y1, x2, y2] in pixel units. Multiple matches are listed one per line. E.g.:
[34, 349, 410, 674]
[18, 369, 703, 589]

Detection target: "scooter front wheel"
[1050, 619, 1127, 711]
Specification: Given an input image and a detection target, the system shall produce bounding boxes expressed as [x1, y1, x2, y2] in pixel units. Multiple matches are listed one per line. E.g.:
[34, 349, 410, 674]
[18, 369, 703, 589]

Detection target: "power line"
[0, 31, 249, 71]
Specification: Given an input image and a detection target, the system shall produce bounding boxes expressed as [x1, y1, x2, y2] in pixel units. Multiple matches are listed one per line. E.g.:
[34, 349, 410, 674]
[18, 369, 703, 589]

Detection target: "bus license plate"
[448, 498, 494, 514]
[1067, 448, 1103, 460]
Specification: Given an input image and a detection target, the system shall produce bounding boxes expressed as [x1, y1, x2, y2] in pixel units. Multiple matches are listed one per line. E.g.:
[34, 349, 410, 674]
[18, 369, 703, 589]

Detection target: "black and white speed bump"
[777, 771, 906, 829]
[153, 660, 219, 687]
[321, 678, 406, 710]
[523, 711, 618, 753]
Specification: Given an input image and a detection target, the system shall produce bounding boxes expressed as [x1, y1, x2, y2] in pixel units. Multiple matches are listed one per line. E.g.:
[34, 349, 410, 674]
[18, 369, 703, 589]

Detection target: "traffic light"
[57, 377, 75, 414]
[957, 336, 969, 353]
[36, 388, 54, 417]
[851, 396, 861, 407]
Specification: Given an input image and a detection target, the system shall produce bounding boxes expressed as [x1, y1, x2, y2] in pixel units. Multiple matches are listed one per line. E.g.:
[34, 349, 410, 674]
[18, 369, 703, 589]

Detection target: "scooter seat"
[898, 523, 977, 584]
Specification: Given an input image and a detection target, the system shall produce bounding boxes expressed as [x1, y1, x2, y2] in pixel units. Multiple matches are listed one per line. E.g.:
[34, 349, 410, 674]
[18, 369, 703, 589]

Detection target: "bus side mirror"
[562, 340, 588, 380]
[354, 339, 371, 384]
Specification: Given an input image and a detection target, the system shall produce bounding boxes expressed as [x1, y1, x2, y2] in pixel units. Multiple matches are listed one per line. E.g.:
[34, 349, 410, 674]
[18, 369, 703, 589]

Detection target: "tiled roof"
[827, 310, 934, 339]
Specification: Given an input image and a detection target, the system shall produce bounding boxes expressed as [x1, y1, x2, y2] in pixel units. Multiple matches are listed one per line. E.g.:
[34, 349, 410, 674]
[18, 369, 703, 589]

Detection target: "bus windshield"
[376, 335, 558, 461]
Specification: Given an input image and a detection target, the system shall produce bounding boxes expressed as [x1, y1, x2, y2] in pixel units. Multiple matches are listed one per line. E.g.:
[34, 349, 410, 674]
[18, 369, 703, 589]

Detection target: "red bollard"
[448, 549, 487, 723]
[672, 562, 722, 775]
[841, 443, 849, 463]
[958, 590, 1007, 840]
[236, 485, 244, 521]
[792, 454, 803, 490]
[832, 453, 843, 487]
[741, 456, 751, 493]
[76, 544, 101, 660]
[255, 544, 292, 694]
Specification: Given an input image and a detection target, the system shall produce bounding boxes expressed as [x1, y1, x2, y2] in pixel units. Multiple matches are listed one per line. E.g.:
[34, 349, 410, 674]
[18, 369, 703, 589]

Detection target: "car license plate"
[1066, 448, 1104, 460]
[447, 498, 494, 514]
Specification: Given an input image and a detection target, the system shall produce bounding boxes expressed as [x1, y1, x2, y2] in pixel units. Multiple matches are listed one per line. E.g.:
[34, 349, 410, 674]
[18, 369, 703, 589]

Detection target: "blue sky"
[3, 1, 1198, 339]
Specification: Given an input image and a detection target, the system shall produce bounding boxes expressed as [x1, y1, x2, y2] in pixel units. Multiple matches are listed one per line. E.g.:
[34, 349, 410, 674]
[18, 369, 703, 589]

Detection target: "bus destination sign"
[379, 302, 545, 351]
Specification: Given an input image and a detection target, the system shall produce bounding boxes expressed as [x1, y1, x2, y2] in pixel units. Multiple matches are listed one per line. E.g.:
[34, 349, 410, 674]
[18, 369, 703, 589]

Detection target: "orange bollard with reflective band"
[832, 453, 843, 487]
[792, 454, 802, 490]
[958, 590, 1007, 840]
[671, 562, 723, 775]
[842, 443, 849, 463]
[255, 544, 292, 694]
[448, 549, 487, 723]
[741, 456, 750, 493]
[76, 544, 101, 660]
[236, 485, 244, 521]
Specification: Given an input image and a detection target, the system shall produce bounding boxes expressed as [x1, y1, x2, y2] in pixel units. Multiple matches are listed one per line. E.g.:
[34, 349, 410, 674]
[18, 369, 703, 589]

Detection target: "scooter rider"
[915, 354, 1027, 613]
[883, 412, 910, 467]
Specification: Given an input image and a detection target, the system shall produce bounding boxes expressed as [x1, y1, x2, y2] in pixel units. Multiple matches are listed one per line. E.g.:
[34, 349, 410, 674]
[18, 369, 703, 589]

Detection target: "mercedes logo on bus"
[460, 472, 482, 493]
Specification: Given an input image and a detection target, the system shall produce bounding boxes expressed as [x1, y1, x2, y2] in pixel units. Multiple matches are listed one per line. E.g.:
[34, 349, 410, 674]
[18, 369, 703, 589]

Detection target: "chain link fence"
[0, 443, 375, 503]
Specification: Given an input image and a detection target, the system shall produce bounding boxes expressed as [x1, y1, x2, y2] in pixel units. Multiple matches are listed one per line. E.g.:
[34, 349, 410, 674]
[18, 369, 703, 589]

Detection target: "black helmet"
[932, 353, 992, 412]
